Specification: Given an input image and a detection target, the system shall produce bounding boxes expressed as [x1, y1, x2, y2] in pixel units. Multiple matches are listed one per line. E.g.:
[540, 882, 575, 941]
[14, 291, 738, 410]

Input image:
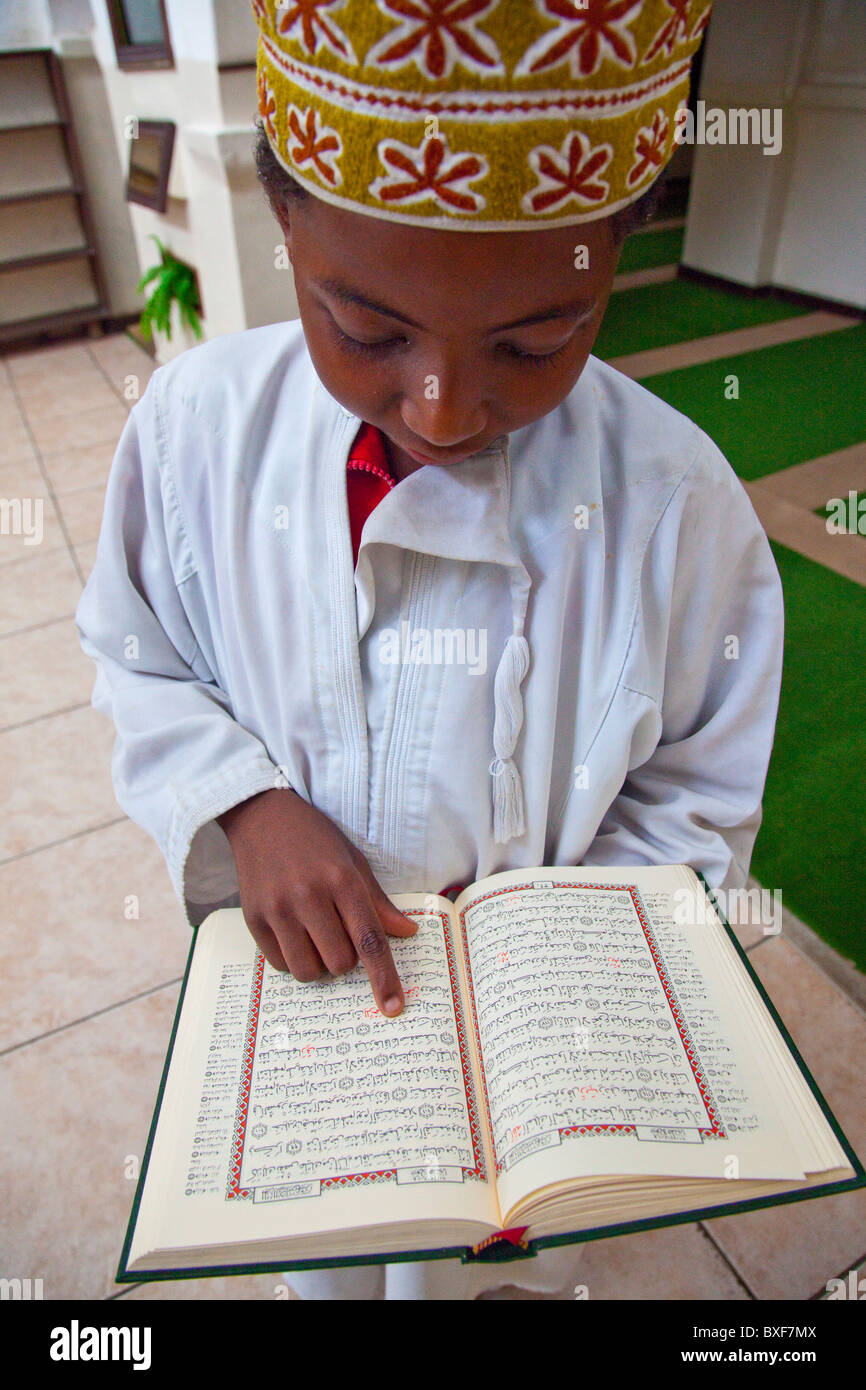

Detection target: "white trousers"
[283, 1240, 583, 1300]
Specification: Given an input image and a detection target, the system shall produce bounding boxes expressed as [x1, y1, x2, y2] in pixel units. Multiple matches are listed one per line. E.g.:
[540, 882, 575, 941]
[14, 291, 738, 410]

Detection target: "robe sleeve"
[74, 374, 281, 927]
[580, 437, 784, 895]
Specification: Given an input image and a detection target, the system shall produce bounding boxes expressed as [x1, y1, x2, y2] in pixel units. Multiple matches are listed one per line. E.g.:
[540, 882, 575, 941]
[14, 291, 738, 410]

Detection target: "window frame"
[106, 0, 175, 71]
[125, 118, 176, 213]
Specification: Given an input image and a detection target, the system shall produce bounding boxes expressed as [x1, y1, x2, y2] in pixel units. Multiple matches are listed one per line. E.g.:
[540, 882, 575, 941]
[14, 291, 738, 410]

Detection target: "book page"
[455, 867, 813, 1221]
[129, 899, 499, 1265]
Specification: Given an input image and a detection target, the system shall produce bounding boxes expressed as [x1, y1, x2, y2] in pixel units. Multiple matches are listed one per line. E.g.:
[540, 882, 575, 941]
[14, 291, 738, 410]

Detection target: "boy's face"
[276, 196, 622, 481]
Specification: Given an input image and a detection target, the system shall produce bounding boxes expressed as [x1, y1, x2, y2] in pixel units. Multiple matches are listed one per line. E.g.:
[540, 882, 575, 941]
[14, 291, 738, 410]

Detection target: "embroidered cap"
[252, 0, 712, 231]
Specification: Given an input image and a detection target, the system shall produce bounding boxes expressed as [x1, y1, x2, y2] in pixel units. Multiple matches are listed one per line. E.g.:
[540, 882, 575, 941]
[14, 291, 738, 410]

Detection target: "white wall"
[86, 0, 297, 357]
[682, 0, 866, 309]
[0, 0, 52, 48]
[61, 42, 144, 319]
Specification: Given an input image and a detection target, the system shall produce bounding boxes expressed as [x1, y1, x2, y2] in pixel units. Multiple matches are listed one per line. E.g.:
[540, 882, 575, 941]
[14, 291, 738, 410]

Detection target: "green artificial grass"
[635, 321, 866, 481]
[594, 278, 806, 360]
[616, 225, 684, 275]
[750, 542, 866, 972]
[814, 491, 866, 535]
[592, 269, 865, 967]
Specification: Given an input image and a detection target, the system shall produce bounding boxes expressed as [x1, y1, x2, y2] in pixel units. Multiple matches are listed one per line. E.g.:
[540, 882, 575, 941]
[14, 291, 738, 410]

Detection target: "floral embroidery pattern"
[287, 103, 343, 184]
[627, 107, 668, 185]
[522, 129, 612, 213]
[370, 133, 488, 210]
[275, 0, 358, 63]
[516, 0, 643, 78]
[257, 68, 278, 141]
[366, 0, 503, 79]
[643, 0, 708, 63]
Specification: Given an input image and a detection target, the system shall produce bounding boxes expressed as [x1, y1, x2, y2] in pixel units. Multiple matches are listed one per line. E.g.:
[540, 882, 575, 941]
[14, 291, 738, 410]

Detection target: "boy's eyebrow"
[317, 277, 594, 332]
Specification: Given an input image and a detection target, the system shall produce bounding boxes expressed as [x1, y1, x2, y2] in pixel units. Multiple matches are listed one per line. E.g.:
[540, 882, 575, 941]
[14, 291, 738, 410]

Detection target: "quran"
[118, 865, 863, 1279]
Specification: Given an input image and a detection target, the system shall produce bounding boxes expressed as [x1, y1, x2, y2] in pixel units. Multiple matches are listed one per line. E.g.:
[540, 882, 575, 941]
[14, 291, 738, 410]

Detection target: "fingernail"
[383, 994, 403, 1016]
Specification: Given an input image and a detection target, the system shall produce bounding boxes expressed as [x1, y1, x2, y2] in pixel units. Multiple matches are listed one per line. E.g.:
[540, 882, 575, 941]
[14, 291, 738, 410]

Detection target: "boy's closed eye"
[330, 320, 585, 367]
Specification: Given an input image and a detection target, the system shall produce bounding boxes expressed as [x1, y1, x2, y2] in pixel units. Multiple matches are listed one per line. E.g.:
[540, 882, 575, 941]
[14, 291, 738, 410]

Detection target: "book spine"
[461, 1227, 533, 1263]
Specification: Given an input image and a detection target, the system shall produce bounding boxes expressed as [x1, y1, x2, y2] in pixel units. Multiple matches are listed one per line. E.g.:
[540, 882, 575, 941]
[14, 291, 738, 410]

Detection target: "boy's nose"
[400, 358, 489, 450]
[400, 377, 487, 452]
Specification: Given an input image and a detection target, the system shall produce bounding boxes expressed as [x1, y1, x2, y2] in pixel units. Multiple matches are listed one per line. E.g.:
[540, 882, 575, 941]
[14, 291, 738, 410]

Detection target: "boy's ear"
[274, 203, 294, 265]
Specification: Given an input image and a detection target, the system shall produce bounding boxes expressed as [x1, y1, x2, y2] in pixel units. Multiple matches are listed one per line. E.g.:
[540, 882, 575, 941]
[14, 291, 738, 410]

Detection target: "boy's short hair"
[252, 114, 664, 246]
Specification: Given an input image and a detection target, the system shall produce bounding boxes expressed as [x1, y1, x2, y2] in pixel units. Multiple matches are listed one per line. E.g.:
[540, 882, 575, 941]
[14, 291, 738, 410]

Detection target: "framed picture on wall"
[107, 0, 174, 70]
[125, 119, 176, 213]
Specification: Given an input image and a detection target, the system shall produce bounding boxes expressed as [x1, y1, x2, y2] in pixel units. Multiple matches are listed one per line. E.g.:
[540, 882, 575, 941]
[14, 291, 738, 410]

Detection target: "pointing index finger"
[340, 885, 406, 1017]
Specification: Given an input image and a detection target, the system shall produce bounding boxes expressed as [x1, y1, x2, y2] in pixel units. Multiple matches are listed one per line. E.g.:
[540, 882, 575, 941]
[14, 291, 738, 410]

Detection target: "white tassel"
[489, 632, 530, 842]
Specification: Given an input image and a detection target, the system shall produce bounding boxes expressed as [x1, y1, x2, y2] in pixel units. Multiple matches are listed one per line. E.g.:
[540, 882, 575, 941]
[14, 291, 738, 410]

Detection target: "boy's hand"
[216, 789, 418, 1016]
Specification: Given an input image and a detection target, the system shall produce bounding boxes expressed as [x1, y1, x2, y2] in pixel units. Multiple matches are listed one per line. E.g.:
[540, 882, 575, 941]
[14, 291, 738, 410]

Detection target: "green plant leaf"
[136, 237, 202, 342]
[135, 265, 162, 294]
[178, 299, 203, 338]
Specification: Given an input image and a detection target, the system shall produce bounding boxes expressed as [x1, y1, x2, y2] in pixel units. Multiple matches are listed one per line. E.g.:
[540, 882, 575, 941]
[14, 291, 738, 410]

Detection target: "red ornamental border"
[262, 36, 692, 120]
[226, 952, 265, 1200]
[439, 908, 488, 1183]
[457, 880, 725, 1177]
[225, 909, 486, 1200]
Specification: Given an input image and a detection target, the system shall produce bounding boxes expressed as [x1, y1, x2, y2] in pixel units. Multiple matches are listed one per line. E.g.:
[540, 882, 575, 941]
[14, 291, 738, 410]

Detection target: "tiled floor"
[1, 327, 864, 1302]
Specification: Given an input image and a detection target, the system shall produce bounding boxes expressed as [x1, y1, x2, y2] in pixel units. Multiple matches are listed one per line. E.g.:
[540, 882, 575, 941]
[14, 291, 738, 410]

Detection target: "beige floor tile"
[0, 703, 118, 857]
[479, 1224, 751, 1300]
[42, 438, 117, 496]
[74, 539, 98, 581]
[745, 486, 866, 587]
[612, 265, 678, 294]
[14, 371, 120, 424]
[607, 311, 857, 380]
[88, 333, 156, 400]
[6, 341, 96, 382]
[0, 394, 27, 428]
[730, 923, 765, 951]
[121, 1273, 294, 1300]
[0, 452, 42, 496]
[818, 1258, 866, 1300]
[0, 618, 96, 729]
[0, 409, 36, 467]
[0, 489, 66, 565]
[701, 936, 866, 1300]
[26, 400, 128, 458]
[0, 817, 189, 1052]
[0, 547, 82, 636]
[55, 481, 108, 547]
[0, 983, 182, 1299]
[756, 443, 866, 512]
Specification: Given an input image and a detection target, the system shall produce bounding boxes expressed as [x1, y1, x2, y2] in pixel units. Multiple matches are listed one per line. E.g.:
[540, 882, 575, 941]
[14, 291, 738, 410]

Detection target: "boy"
[75, 0, 783, 1298]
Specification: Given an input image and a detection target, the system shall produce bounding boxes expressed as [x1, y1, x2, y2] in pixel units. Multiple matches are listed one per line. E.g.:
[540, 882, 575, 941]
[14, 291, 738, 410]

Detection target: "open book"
[118, 865, 863, 1279]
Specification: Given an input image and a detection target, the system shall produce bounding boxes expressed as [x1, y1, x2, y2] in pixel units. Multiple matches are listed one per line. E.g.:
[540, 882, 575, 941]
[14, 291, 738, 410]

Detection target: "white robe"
[75, 318, 784, 1298]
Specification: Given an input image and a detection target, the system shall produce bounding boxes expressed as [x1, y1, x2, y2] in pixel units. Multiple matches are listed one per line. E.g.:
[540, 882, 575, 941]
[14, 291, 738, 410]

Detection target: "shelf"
[0, 246, 93, 274]
[0, 48, 107, 347]
[0, 119, 65, 135]
[0, 185, 79, 206]
[0, 303, 103, 343]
